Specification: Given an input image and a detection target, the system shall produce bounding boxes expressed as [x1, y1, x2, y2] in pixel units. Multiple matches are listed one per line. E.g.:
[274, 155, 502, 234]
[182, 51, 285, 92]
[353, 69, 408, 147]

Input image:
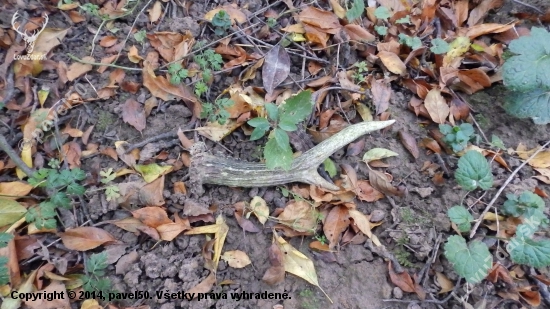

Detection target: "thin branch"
[469, 139, 550, 238]
[0, 134, 35, 177]
[67, 54, 142, 71]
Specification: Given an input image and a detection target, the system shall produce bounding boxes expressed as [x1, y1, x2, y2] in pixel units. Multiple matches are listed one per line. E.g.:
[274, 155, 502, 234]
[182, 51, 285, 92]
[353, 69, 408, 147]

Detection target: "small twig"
[513, 0, 544, 14]
[124, 131, 178, 153]
[469, 113, 490, 145]
[383, 278, 462, 304]
[469, 139, 550, 238]
[364, 239, 404, 274]
[0, 134, 35, 177]
[67, 54, 142, 71]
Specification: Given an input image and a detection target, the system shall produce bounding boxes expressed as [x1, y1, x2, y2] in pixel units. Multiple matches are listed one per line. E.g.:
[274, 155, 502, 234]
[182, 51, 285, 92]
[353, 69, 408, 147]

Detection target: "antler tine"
[32, 13, 48, 38]
[11, 11, 26, 36]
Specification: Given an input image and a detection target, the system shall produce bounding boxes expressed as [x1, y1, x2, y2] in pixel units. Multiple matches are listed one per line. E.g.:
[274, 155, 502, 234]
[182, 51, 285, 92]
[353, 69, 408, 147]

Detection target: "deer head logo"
[11, 11, 49, 54]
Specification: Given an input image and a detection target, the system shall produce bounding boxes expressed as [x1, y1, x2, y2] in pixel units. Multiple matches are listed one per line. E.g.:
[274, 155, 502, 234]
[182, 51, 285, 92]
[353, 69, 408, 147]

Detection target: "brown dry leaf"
[128, 45, 143, 63]
[25, 280, 70, 309]
[234, 204, 261, 233]
[369, 169, 401, 196]
[388, 261, 415, 293]
[132, 206, 172, 228]
[420, 137, 442, 154]
[456, 69, 492, 94]
[323, 205, 350, 249]
[398, 130, 419, 159]
[185, 215, 229, 272]
[61, 141, 82, 169]
[99, 35, 117, 48]
[466, 22, 516, 40]
[262, 44, 290, 94]
[329, 0, 346, 18]
[157, 214, 190, 241]
[371, 79, 392, 114]
[0, 182, 33, 199]
[355, 180, 385, 202]
[309, 240, 332, 252]
[67, 56, 94, 81]
[281, 23, 306, 33]
[274, 232, 331, 301]
[33, 28, 70, 56]
[262, 243, 285, 285]
[518, 286, 541, 307]
[59, 227, 116, 251]
[308, 61, 323, 75]
[198, 119, 244, 142]
[187, 273, 216, 297]
[378, 51, 406, 75]
[487, 263, 514, 284]
[435, 272, 454, 293]
[343, 24, 376, 42]
[122, 98, 146, 132]
[148, 1, 162, 22]
[424, 88, 449, 124]
[142, 60, 200, 117]
[221, 250, 251, 268]
[204, 4, 247, 24]
[277, 201, 317, 234]
[111, 217, 148, 233]
[298, 6, 341, 33]
[173, 181, 187, 194]
[348, 209, 381, 246]
[467, 0, 504, 27]
[138, 175, 166, 206]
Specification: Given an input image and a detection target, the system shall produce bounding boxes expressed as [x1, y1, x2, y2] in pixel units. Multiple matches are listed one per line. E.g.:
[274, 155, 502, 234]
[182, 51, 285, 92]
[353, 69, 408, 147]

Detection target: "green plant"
[439, 123, 475, 152]
[211, 10, 232, 36]
[247, 90, 313, 170]
[134, 29, 147, 45]
[448, 205, 474, 233]
[444, 235, 492, 284]
[0, 233, 13, 285]
[266, 17, 277, 28]
[193, 49, 223, 97]
[314, 234, 328, 245]
[352, 61, 368, 83]
[398, 33, 422, 50]
[454, 150, 493, 191]
[346, 0, 365, 22]
[201, 97, 235, 125]
[83, 251, 113, 295]
[394, 247, 415, 268]
[100, 168, 120, 202]
[27, 168, 86, 229]
[374, 6, 391, 20]
[375, 26, 388, 36]
[430, 38, 449, 54]
[80, 3, 101, 17]
[168, 63, 189, 85]
[502, 27, 550, 124]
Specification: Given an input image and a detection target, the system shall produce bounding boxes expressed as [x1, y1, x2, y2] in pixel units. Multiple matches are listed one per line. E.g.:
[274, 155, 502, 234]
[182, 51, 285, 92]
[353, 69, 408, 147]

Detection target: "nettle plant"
[502, 27, 550, 124]
[247, 90, 313, 170]
[444, 150, 550, 284]
[0, 233, 13, 285]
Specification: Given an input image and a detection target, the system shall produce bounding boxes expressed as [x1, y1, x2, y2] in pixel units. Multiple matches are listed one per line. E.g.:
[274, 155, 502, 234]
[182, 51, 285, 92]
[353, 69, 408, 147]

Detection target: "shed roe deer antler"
[11, 11, 49, 53]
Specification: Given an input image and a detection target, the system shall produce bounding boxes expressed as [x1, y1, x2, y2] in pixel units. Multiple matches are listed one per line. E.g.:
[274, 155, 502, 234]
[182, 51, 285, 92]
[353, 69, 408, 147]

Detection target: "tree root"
[189, 120, 395, 194]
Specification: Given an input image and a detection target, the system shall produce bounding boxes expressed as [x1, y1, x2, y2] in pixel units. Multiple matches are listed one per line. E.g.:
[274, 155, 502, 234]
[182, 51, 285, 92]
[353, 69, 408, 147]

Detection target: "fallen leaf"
[0, 198, 27, 227]
[277, 201, 317, 234]
[250, 196, 269, 225]
[424, 88, 449, 124]
[274, 232, 332, 301]
[398, 130, 419, 159]
[67, 56, 94, 81]
[262, 45, 290, 95]
[369, 169, 402, 196]
[436, 272, 454, 293]
[122, 98, 146, 133]
[59, 227, 116, 251]
[148, 1, 162, 23]
[198, 119, 244, 142]
[262, 243, 285, 285]
[298, 7, 341, 32]
[343, 24, 376, 42]
[134, 163, 172, 183]
[204, 4, 247, 24]
[378, 51, 406, 75]
[25, 280, 70, 309]
[329, 0, 346, 18]
[348, 209, 382, 246]
[363, 148, 399, 163]
[99, 35, 117, 48]
[388, 261, 415, 292]
[188, 273, 216, 297]
[0, 182, 33, 199]
[132, 207, 172, 228]
[221, 250, 251, 268]
[355, 180, 385, 202]
[156, 214, 190, 241]
[33, 28, 69, 56]
[323, 205, 350, 249]
[371, 78, 392, 114]
[185, 215, 229, 272]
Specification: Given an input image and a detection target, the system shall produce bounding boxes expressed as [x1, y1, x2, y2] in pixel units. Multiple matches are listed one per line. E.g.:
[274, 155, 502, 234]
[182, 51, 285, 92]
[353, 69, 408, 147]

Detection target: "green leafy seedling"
[346, 0, 365, 22]
[247, 91, 313, 170]
[27, 168, 86, 229]
[502, 27, 550, 124]
[374, 6, 391, 20]
[430, 38, 450, 54]
[168, 63, 189, 85]
[439, 123, 474, 152]
[211, 10, 232, 36]
[454, 150, 493, 191]
[502, 191, 547, 226]
[375, 26, 388, 36]
[399, 33, 422, 50]
[0, 233, 13, 285]
[134, 29, 146, 44]
[507, 226, 550, 268]
[490, 134, 505, 150]
[83, 252, 114, 295]
[448, 205, 474, 232]
[444, 235, 492, 284]
[201, 97, 235, 125]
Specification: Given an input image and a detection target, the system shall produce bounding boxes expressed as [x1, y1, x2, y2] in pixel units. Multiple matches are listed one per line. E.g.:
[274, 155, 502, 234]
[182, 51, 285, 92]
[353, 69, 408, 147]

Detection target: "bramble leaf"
[430, 38, 449, 54]
[502, 191, 547, 226]
[448, 206, 473, 232]
[503, 88, 550, 125]
[444, 235, 492, 283]
[455, 150, 493, 190]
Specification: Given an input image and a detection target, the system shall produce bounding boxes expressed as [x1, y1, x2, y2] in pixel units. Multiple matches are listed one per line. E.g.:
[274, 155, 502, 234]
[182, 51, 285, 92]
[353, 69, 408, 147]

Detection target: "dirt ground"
[1, 0, 550, 309]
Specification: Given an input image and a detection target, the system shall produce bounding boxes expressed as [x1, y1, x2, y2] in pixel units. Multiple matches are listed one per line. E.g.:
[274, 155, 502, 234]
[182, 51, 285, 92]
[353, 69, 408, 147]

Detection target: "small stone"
[370, 209, 386, 222]
[381, 283, 392, 299]
[393, 287, 403, 299]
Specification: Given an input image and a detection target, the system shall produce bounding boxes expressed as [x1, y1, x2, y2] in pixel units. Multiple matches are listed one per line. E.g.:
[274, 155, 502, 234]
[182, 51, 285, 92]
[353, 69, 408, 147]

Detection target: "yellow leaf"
[80, 299, 102, 309]
[289, 33, 307, 42]
[436, 272, 454, 294]
[221, 250, 251, 268]
[483, 212, 504, 221]
[37, 88, 49, 107]
[16, 145, 33, 179]
[185, 215, 229, 272]
[128, 45, 143, 63]
[148, 1, 162, 23]
[134, 163, 172, 183]
[329, 0, 346, 18]
[424, 88, 449, 124]
[1, 269, 36, 309]
[274, 232, 333, 303]
[443, 36, 470, 67]
[198, 119, 243, 142]
[281, 24, 306, 34]
[250, 196, 269, 225]
[0, 198, 27, 227]
[204, 4, 247, 24]
[0, 182, 33, 199]
[377, 51, 406, 75]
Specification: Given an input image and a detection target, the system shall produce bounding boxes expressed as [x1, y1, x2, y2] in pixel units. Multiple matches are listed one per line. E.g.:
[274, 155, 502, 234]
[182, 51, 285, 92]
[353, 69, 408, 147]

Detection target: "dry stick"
[513, 0, 544, 14]
[0, 134, 35, 177]
[469, 139, 550, 239]
[189, 120, 395, 193]
[113, 0, 154, 64]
